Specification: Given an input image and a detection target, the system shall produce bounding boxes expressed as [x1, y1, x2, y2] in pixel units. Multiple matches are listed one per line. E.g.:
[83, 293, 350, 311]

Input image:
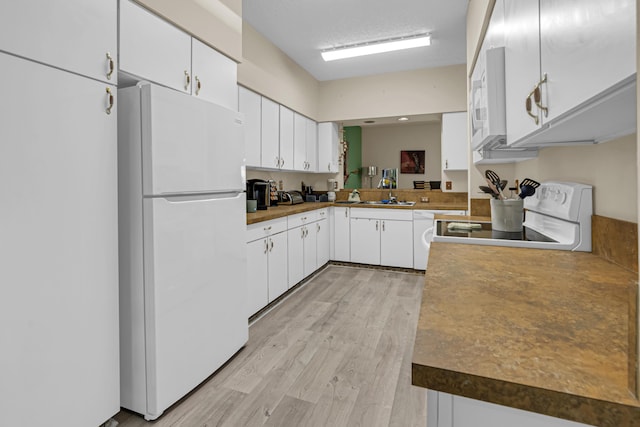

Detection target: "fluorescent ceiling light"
[322, 34, 431, 62]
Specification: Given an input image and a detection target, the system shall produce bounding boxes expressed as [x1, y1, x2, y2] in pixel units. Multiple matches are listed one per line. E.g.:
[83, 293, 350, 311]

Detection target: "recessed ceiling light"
[321, 34, 431, 62]
[398, 117, 409, 121]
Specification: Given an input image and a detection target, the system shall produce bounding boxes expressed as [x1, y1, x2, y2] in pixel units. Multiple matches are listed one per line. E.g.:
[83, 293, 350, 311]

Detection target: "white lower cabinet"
[350, 218, 381, 265]
[427, 391, 593, 427]
[349, 208, 413, 268]
[380, 219, 413, 268]
[332, 207, 351, 262]
[287, 209, 325, 288]
[316, 217, 330, 267]
[246, 218, 288, 317]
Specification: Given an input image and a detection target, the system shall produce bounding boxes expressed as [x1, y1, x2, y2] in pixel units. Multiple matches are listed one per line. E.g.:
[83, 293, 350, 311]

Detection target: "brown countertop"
[412, 242, 640, 427]
[246, 202, 468, 225]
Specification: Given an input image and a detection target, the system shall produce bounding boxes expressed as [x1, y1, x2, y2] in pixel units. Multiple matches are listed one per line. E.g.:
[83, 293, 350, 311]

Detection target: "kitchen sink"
[334, 200, 361, 204]
[359, 200, 416, 206]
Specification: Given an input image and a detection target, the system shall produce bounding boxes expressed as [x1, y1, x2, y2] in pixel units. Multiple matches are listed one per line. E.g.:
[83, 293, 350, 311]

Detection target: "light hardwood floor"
[114, 265, 427, 427]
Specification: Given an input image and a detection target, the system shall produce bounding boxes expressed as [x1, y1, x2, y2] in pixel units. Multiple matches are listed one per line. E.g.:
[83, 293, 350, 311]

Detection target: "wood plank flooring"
[113, 265, 427, 427]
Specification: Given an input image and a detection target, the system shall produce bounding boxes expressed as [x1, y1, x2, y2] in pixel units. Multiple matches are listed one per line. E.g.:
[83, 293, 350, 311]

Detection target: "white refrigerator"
[118, 82, 248, 420]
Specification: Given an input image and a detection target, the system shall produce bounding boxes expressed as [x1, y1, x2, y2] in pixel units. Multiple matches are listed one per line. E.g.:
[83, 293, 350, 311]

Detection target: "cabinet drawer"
[288, 210, 320, 227]
[350, 208, 413, 221]
[246, 217, 287, 242]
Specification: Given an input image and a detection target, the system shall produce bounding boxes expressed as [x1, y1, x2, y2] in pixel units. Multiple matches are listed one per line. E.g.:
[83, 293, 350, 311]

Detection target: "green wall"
[343, 126, 362, 189]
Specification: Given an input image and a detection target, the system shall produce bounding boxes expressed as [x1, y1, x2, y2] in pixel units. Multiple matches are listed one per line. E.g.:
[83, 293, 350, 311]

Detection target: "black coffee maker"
[246, 179, 270, 210]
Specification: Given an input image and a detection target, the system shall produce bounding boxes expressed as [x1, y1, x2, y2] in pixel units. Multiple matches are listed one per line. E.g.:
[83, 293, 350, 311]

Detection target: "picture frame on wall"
[400, 150, 425, 174]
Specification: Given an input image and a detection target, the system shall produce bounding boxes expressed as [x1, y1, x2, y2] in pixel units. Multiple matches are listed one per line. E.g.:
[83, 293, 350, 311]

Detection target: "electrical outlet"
[445, 181, 452, 190]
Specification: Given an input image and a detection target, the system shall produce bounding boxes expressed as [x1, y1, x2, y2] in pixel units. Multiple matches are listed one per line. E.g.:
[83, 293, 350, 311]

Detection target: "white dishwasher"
[413, 210, 466, 270]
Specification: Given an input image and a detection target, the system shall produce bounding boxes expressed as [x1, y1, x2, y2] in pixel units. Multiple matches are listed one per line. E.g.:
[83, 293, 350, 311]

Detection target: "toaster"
[278, 190, 305, 205]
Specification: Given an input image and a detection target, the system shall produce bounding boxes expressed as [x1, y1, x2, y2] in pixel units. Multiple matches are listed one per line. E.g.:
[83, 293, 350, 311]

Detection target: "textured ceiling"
[243, 0, 469, 82]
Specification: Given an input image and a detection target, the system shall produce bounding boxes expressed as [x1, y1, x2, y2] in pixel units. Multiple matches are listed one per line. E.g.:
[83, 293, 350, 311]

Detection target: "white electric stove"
[433, 182, 593, 251]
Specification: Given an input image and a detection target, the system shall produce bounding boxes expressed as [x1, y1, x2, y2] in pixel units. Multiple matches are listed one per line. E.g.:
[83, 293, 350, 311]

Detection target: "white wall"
[361, 123, 442, 189]
[317, 65, 467, 122]
[238, 23, 320, 119]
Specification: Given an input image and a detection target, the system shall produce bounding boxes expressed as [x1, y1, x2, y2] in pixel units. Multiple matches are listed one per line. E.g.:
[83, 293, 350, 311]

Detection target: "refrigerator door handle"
[158, 192, 243, 203]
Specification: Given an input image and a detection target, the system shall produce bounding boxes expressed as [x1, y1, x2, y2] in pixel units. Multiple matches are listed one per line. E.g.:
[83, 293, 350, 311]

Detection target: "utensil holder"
[490, 198, 524, 232]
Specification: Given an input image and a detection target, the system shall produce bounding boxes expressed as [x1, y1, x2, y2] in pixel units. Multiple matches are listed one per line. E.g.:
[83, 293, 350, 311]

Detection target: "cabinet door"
[287, 227, 305, 288]
[279, 106, 295, 170]
[246, 239, 269, 316]
[191, 38, 238, 110]
[305, 118, 318, 172]
[316, 219, 330, 268]
[441, 112, 468, 171]
[318, 122, 339, 173]
[238, 86, 262, 167]
[267, 232, 288, 302]
[261, 97, 280, 168]
[333, 207, 351, 262]
[380, 220, 414, 268]
[350, 218, 381, 265]
[540, 0, 636, 124]
[293, 112, 307, 171]
[0, 53, 119, 426]
[0, 0, 117, 84]
[303, 225, 318, 276]
[504, 0, 542, 145]
[119, 0, 192, 93]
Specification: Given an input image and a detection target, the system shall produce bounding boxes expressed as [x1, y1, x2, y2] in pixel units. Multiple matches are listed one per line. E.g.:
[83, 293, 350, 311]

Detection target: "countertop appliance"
[279, 190, 305, 205]
[470, 47, 506, 151]
[247, 179, 270, 210]
[433, 182, 592, 251]
[118, 82, 248, 420]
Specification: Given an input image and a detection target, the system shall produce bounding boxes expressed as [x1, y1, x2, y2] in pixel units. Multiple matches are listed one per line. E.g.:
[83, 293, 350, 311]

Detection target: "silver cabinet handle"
[184, 70, 191, 91]
[195, 76, 201, 95]
[264, 225, 272, 232]
[264, 239, 268, 254]
[328, 163, 331, 171]
[106, 52, 114, 80]
[105, 87, 114, 115]
[344, 209, 348, 218]
[269, 238, 274, 252]
[375, 221, 379, 231]
[301, 227, 305, 238]
[317, 223, 320, 232]
[275, 157, 280, 166]
[445, 160, 448, 169]
[281, 158, 285, 167]
[382, 221, 385, 232]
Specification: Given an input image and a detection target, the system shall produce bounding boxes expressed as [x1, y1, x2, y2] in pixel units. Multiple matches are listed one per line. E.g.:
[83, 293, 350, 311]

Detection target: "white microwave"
[470, 47, 506, 151]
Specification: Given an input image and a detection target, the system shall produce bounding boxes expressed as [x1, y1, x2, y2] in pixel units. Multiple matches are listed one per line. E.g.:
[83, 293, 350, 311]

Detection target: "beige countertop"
[412, 242, 640, 427]
[246, 202, 469, 225]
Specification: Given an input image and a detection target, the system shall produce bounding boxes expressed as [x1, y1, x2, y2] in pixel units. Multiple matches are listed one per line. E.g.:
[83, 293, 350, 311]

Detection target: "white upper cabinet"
[238, 86, 261, 167]
[261, 97, 280, 169]
[119, 0, 192, 93]
[191, 38, 238, 110]
[279, 106, 295, 170]
[0, 0, 117, 84]
[293, 113, 308, 171]
[441, 112, 468, 171]
[504, 0, 636, 147]
[318, 122, 340, 173]
[305, 118, 318, 172]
